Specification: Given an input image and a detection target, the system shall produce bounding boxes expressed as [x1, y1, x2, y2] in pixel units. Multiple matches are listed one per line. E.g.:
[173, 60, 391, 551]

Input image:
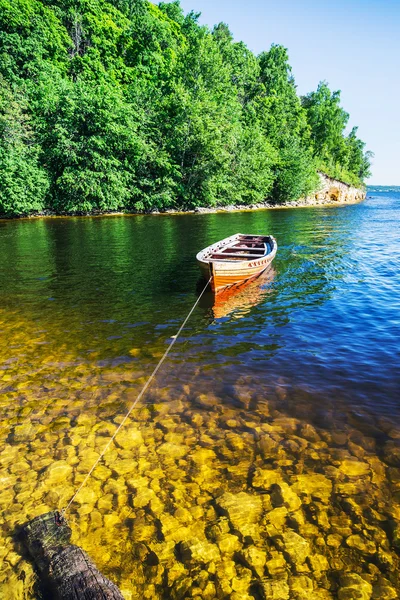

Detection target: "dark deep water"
[0, 189, 400, 598]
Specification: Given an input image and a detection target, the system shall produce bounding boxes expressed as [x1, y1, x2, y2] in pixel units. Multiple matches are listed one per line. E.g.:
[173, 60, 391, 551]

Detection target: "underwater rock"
[216, 533, 241, 556]
[231, 565, 252, 594]
[307, 553, 329, 573]
[194, 393, 219, 409]
[115, 428, 144, 450]
[157, 442, 188, 459]
[158, 514, 191, 544]
[258, 433, 279, 458]
[179, 538, 220, 565]
[326, 533, 342, 548]
[270, 482, 302, 512]
[170, 575, 192, 600]
[338, 460, 370, 477]
[291, 473, 332, 503]
[13, 423, 37, 443]
[111, 459, 138, 477]
[239, 545, 267, 577]
[42, 461, 73, 485]
[372, 581, 397, 599]
[214, 559, 236, 596]
[289, 574, 314, 599]
[298, 423, 321, 443]
[338, 573, 372, 600]
[10, 459, 31, 475]
[174, 507, 193, 525]
[266, 551, 287, 576]
[252, 468, 283, 490]
[383, 441, 400, 467]
[264, 506, 288, 536]
[216, 491, 263, 539]
[166, 561, 186, 587]
[190, 448, 216, 465]
[278, 530, 310, 565]
[346, 534, 376, 555]
[261, 578, 290, 599]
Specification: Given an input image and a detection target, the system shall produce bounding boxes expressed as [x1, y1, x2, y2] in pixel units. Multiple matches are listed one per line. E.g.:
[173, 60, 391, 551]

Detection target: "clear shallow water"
[0, 191, 399, 598]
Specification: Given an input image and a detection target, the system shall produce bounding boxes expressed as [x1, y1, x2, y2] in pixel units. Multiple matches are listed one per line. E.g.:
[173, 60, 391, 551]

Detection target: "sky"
[166, 0, 400, 185]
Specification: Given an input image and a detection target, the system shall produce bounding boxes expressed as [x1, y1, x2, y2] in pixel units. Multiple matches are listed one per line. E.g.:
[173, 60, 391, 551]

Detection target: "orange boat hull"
[210, 263, 270, 292]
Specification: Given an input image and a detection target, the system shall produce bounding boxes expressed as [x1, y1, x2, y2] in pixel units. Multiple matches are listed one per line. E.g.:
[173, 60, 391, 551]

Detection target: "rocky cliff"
[311, 172, 366, 205]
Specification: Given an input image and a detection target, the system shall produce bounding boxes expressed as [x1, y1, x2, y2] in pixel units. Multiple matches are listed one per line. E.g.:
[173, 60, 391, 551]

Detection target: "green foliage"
[272, 137, 319, 203]
[0, 0, 371, 216]
[36, 78, 146, 212]
[0, 77, 49, 216]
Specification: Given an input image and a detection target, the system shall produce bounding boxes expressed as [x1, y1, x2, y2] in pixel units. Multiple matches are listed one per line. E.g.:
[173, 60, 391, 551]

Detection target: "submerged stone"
[42, 461, 73, 484]
[157, 442, 188, 459]
[346, 534, 376, 555]
[279, 531, 310, 565]
[307, 553, 329, 573]
[339, 460, 370, 477]
[338, 573, 372, 600]
[216, 491, 263, 539]
[217, 533, 241, 556]
[291, 473, 332, 503]
[252, 468, 283, 490]
[190, 448, 216, 465]
[289, 575, 314, 599]
[261, 579, 290, 600]
[231, 565, 252, 594]
[115, 428, 144, 450]
[179, 539, 220, 564]
[271, 482, 302, 512]
[266, 552, 287, 576]
[240, 546, 267, 577]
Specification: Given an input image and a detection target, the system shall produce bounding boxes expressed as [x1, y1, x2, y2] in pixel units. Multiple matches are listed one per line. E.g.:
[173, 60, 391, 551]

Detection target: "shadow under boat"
[197, 266, 276, 320]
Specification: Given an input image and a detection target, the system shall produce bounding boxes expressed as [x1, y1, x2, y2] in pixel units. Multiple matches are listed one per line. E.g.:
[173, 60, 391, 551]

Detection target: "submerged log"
[23, 511, 124, 600]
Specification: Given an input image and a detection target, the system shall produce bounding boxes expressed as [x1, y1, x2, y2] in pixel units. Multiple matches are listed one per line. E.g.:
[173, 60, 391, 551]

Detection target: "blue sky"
[166, 0, 399, 184]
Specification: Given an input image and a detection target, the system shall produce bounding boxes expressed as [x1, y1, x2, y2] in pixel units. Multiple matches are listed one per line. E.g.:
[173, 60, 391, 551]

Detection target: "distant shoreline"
[0, 174, 366, 221]
[0, 197, 365, 222]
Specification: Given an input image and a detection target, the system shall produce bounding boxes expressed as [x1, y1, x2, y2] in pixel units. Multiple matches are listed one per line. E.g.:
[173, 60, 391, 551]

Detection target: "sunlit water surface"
[0, 189, 399, 599]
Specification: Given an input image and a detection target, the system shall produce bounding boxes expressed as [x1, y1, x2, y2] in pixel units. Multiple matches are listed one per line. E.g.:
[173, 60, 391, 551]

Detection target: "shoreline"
[0, 196, 365, 222]
[0, 174, 366, 221]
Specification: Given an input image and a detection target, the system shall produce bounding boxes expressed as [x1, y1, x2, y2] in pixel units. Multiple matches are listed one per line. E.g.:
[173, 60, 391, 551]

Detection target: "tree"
[346, 127, 373, 180]
[272, 136, 319, 203]
[301, 81, 349, 163]
[0, 77, 49, 215]
[35, 76, 146, 212]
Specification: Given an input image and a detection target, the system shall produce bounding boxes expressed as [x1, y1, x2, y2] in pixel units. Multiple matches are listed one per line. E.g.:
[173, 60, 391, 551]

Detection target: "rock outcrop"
[312, 172, 366, 205]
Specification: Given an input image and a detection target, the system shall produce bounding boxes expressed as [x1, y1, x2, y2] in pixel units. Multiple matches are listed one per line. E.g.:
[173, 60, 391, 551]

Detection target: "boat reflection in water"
[199, 266, 276, 320]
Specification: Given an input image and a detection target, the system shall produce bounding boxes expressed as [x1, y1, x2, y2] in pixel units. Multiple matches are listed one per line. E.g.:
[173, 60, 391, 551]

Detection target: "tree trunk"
[23, 511, 125, 600]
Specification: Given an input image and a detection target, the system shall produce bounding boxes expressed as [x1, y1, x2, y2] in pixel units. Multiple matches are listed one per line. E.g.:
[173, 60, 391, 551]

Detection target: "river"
[0, 189, 399, 598]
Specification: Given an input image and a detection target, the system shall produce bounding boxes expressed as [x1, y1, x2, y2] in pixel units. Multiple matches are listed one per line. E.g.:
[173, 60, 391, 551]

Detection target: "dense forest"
[0, 0, 372, 217]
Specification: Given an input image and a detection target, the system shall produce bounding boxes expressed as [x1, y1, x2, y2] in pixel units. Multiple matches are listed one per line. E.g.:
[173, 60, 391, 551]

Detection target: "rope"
[63, 276, 212, 514]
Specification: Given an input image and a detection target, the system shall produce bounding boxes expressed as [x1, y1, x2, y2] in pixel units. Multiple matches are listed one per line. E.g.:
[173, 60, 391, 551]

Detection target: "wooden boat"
[197, 233, 277, 293]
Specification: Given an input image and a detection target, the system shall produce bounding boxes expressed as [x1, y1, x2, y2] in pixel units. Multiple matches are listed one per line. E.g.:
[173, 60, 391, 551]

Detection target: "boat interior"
[209, 235, 271, 261]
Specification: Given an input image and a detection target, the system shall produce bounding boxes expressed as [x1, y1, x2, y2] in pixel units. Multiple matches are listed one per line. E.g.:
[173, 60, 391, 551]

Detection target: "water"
[0, 190, 399, 598]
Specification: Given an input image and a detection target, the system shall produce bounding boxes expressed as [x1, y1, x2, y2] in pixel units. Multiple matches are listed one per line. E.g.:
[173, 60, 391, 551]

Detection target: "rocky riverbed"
[1, 367, 399, 600]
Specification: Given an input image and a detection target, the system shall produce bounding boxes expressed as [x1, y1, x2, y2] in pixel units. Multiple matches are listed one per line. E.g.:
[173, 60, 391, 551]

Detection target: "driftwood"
[23, 511, 124, 600]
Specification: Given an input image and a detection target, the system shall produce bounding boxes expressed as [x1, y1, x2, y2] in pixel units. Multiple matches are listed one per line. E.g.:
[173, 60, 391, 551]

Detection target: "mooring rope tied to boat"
[63, 277, 212, 515]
